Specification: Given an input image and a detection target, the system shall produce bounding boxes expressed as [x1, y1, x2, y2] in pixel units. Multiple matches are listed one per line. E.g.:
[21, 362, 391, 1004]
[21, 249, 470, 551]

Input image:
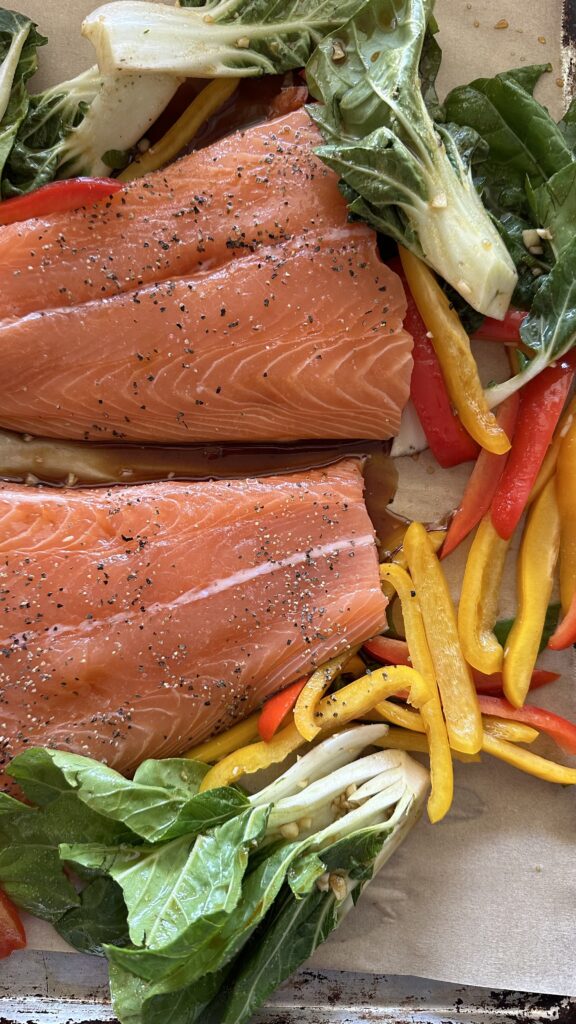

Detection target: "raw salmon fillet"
[0, 109, 350, 319]
[0, 231, 411, 442]
[0, 460, 386, 778]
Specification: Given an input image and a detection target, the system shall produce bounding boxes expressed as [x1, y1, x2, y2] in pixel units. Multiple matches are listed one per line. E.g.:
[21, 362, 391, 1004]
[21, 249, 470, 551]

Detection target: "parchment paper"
[14, 0, 576, 999]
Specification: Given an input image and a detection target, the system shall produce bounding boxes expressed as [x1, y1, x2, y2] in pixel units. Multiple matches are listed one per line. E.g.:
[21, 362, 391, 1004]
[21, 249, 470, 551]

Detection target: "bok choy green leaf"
[305, 0, 518, 319]
[0, 725, 428, 1024]
[446, 63, 576, 400]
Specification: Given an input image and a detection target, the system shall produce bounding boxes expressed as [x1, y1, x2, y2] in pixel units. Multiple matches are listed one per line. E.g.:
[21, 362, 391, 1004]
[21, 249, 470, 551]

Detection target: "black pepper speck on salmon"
[0, 460, 387, 780]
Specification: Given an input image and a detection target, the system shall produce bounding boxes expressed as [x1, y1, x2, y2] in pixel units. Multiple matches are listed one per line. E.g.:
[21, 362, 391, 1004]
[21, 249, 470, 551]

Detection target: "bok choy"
[0, 0, 368, 191]
[305, 0, 518, 319]
[0, 725, 428, 1024]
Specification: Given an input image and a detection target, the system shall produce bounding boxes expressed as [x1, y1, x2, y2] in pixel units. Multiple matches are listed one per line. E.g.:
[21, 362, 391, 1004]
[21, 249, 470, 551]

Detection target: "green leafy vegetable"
[83, 0, 372, 78]
[305, 0, 517, 318]
[0, 727, 427, 1024]
[445, 64, 576, 400]
[10, 747, 247, 842]
[0, 9, 45, 182]
[494, 603, 561, 654]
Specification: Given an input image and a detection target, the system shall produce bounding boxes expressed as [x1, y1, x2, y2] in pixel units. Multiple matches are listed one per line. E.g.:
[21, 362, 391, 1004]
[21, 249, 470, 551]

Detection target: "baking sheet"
[3, 0, 576, 1004]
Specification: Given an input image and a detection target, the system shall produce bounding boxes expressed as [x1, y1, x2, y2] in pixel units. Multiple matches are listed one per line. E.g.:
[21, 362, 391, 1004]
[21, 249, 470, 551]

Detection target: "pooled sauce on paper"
[0, 432, 404, 553]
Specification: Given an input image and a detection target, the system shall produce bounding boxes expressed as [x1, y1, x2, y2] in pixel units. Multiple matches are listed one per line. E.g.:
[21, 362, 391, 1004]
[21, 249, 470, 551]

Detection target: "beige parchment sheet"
[14, 0, 576, 998]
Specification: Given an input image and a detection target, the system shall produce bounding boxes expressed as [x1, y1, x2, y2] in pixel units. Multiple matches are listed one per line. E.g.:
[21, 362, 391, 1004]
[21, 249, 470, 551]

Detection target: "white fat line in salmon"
[5, 533, 377, 647]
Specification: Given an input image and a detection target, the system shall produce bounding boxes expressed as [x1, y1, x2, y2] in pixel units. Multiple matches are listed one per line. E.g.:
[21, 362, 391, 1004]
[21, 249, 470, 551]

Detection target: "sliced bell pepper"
[548, 592, 576, 651]
[390, 258, 478, 467]
[528, 395, 576, 506]
[457, 516, 509, 675]
[399, 247, 511, 455]
[258, 677, 308, 743]
[0, 178, 122, 225]
[119, 78, 239, 182]
[471, 668, 559, 696]
[294, 653, 351, 743]
[481, 716, 538, 744]
[555, 414, 576, 617]
[503, 477, 560, 707]
[185, 713, 260, 764]
[403, 522, 483, 755]
[374, 730, 481, 763]
[200, 664, 428, 791]
[363, 635, 558, 694]
[0, 890, 26, 959]
[380, 562, 453, 823]
[478, 695, 576, 755]
[472, 308, 527, 343]
[491, 357, 575, 540]
[441, 394, 519, 558]
[481, 733, 576, 785]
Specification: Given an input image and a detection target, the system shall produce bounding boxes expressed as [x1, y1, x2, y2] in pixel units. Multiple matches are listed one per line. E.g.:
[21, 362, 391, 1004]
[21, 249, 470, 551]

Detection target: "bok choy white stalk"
[306, 0, 518, 319]
[0, 725, 428, 1024]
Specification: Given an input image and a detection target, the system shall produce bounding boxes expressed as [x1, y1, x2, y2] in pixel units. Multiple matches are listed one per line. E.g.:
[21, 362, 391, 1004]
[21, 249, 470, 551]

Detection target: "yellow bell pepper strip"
[119, 78, 239, 182]
[294, 652, 353, 743]
[457, 517, 509, 675]
[555, 414, 576, 618]
[503, 477, 560, 708]
[403, 522, 483, 755]
[399, 247, 511, 455]
[481, 716, 538, 744]
[380, 562, 453, 823]
[374, 731, 481, 763]
[528, 394, 576, 506]
[481, 733, 576, 785]
[200, 720, 303, 791]
[379, 529, 445, 602]
[184, 712, 260, 764]
[375, 700, 425, 732]
[200, 665, 429, 791]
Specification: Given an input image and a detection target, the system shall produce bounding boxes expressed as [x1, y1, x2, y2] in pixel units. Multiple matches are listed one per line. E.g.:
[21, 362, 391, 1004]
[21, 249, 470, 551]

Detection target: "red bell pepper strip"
[258, 677, 308, 742]
[390, 259, 479, 468]
[548, 592, 576, 651]
[471, 668, 559, 696]
[472, 308, 528, 344]
[0, 178, 122, 226]
[477, 695, 576, 755]
[363, 636, 559, 695]
[441, 393, 520, 558]
[0, 890, 26, 959]
[491, 355, 576, 541]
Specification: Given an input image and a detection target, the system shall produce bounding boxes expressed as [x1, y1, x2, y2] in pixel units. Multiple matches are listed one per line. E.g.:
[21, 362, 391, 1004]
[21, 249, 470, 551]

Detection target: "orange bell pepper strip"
[200, 664, 429, 791]
[441, 394, 519, 558]
[258, 678, 308, 743]
[503, 477, 560, 708]
[399, 248, 511, 455]
[0, 891, 26, 959]
[403, 522, 483, 755]
[457, 517, 509, 675]
[548, 592, 576, 651]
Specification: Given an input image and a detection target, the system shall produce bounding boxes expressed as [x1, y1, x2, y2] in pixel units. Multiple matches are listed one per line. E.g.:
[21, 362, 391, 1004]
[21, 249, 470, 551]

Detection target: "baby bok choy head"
[0, 725, 427, 1024]
[306, 0, 518, 319]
